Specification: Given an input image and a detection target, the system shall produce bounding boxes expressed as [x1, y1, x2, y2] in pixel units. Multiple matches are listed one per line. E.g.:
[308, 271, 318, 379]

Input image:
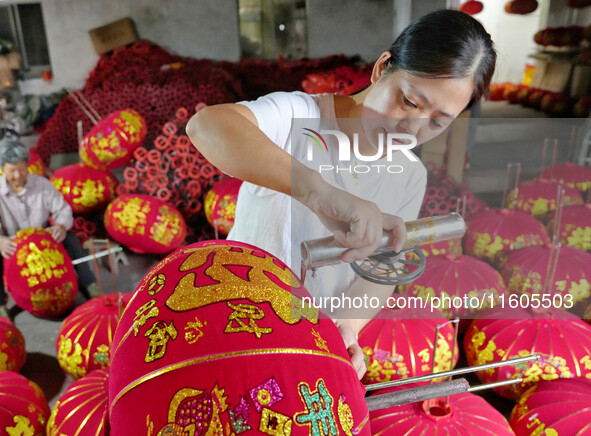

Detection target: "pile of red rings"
[116, 106, 222, 242]
[72, 216, 98, 244]
[419, 164, 489, 219]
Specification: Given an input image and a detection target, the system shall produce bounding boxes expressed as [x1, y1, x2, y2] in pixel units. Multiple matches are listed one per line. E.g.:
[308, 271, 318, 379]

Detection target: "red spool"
[123, 167, 138, 181]
[133, 147, 148, 161]
[147, 149, 162, 164]
[153, 135, 169, 151]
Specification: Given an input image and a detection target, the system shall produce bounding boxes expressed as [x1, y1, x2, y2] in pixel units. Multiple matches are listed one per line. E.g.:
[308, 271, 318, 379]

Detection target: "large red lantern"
[464, 308, 591, 401]
[548, 204, 591, 252]
[507, 179, 584, 221]
[104, 194, 186, 254]
[400, 254, 508, 319]
[4, 228, 78, 318]
[47, 368, 109, 436]
[0, 317, 26, 372]
[510, 379, 591, 435]
[203, 176, 242, 236]
[358, 308, 459, 385]
[370, 384, 515, 435]
[464, 208, 551, 268]
[539, 162, 591, 193]
[80, 108, 147, 170]
[108, 240, 370, 435]
[56, 293, 132, 379]
[0, 371, 50, 435]
[50, 163, 118, 214]
[501, 245, 591, 308]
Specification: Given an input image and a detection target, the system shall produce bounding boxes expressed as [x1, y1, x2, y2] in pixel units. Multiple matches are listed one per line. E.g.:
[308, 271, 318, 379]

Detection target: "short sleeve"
[396, 162, 428, 222]
[237, 91, 320, 155]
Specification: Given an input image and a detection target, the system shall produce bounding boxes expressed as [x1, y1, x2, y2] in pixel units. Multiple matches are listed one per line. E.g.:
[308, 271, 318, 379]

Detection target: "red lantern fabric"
[358, 308, 459, 385]
[370, 384, 515, 435]
[548, 204, 591, 252]
[50, 163, 118, 214]
[203, 176, 242, 236]
[510, 378, 591, 435]
[4, 228, 78, 318]
[0, 371, 50, 435]
[0, 317, 26, 372]
[56, 293, 132, 379]
[108, 240, 370, 436]
[501, 245, 591, 308]
[507, 179, 584, 221]
[464, 308, 591, 401]
[47, 368, 109, 436]
[420, 238, 463, 258]
[539, 162, 591, 193]
[104, 194, 186, 254]
[400, 254, 508, 319]
[80, 108, 147, 170]
[464, 208, 551, 268]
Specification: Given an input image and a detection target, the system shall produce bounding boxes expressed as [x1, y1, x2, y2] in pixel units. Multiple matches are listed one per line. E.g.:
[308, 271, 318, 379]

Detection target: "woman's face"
[360, 52, 474, 148]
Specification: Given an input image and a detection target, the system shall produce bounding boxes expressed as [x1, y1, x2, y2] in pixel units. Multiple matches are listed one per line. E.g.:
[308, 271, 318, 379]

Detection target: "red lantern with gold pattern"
[510, 378, 591, 435]
[464, 307, 591, 401]
[108, 240, 370, 436]
[548, 204, 591, 252]
[4, 228, 78, 318]
[50, 163, 118, 214]
[104, 194, 186, 254]
[501, 245, 591, 308]
[47, 368, 109, 436]
[358, 307, 459, 386]
[203, 176, 242, 236]
[464, 208, 551, 268]
[0, 317, 26, 372]
[370, 384, 515, 435]
[400, 254, 508, 319]
[80, 109, 147, 170]
[0, 371, 50, 435]
[539, 162, 591, 193]
[507, 179, 584, 221]
[56, 293, 132, 379]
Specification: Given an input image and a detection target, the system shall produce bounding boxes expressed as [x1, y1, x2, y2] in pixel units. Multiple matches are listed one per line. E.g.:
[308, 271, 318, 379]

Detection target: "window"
[0, 3, 50, 77]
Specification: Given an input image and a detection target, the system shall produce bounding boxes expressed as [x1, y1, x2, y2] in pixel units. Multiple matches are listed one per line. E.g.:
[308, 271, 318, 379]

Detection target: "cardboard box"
[529, 59, 573, 93]
[88, 18, 138, 55]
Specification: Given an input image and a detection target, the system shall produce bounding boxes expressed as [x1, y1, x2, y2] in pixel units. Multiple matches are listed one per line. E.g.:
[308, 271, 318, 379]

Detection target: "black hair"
[385, 9, 496, 109]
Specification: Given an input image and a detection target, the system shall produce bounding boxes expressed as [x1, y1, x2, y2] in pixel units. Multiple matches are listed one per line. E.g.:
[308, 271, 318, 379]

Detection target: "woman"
[188, 9, 496, 378]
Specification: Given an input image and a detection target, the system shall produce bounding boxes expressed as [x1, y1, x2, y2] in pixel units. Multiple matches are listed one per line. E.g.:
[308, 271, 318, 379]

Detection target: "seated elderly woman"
[0, 138, 99, 316]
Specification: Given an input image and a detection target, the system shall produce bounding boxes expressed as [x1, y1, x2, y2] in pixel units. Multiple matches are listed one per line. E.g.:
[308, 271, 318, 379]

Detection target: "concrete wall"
[20, 0, 240, 93]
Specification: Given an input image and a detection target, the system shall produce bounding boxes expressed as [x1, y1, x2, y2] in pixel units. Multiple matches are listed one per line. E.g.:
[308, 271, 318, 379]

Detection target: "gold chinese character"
[224, 302, 272, 339]
[133, 300, 159, 336]
[145, 321, 177, 363]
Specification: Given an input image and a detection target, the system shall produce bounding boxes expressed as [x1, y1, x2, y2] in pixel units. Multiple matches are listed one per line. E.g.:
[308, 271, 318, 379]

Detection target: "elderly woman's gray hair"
[0, 138, 29, 168]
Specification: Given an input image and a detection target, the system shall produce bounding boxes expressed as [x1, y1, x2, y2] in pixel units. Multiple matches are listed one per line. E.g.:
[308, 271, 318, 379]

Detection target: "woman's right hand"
[297, 172, 407, 262]
[0, 236, 16, 259]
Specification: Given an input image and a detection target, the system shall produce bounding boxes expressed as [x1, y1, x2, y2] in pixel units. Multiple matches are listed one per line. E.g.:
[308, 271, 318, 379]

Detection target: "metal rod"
[467, 377, 523, 393]
[72, 246, 123, 265]
[366, 378, 469, 412]
[429, 323, 441, 386]
[365, 354, 540, 392]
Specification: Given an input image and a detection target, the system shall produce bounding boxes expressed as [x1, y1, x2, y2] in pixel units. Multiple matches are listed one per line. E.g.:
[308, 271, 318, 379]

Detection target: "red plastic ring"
[133, 147, 148, 161]
[162, 122, 177, 137]
[123, 167, 138, 181]
[156, 187, 171, 201]
[147, 149, 162, 164]
[154, 135, 170, 151]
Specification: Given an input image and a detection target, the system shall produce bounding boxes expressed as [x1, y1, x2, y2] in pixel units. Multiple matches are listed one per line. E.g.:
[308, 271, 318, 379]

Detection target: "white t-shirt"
[228, 91, 427, 298]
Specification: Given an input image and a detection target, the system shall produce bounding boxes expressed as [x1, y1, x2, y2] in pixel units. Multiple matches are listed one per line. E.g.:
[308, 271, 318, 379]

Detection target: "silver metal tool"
[300, 213, 465, 285]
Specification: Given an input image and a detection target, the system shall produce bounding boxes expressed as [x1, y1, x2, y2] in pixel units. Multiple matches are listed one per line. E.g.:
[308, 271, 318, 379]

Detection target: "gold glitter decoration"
[5, 415, 34, 436]
[259, 408, 292, 435]
[133, 300, 159, 336]
[224, 302, 272, 339]
[311, 328, 329, 353]
[149, 206, 184, 245]
[148, 274, 166, 296]
[57, 336, 86, 379]
[144, 321, 177, 363]
[167, 245, 317, 324]
[110, 197, 151, 236]
[337, 395, 354, 436]
[184, 317, 206, 344]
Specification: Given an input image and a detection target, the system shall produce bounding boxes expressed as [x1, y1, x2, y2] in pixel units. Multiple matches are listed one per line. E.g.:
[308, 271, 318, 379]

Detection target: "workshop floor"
[7, 100, 589, 416]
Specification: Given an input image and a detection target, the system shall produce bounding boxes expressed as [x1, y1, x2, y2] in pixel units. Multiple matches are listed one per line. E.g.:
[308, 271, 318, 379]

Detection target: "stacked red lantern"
[358, 308, 459, 385]
[203, 176, 243, 235]
[0, 317, 26, 372]
[548, 204, 591, 252]
[0, 371, 50, 434]
[4, 228, 78, 318]
[464, 308, 591, 401]
[56, 293, 132, 379]
[104, 194, 186, 254]
[108, 240, 370, 435]
[47, 368, 109, 435]
[507, 180, 584, 221]
[539, 162, 591, 193]
[50, 163, 118, 214]
[80, 108, 147, 170]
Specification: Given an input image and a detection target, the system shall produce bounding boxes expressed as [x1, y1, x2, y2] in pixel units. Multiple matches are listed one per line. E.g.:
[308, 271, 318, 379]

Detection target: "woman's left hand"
[334, 319, 366, 379]
[47, 225, 67, 243]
